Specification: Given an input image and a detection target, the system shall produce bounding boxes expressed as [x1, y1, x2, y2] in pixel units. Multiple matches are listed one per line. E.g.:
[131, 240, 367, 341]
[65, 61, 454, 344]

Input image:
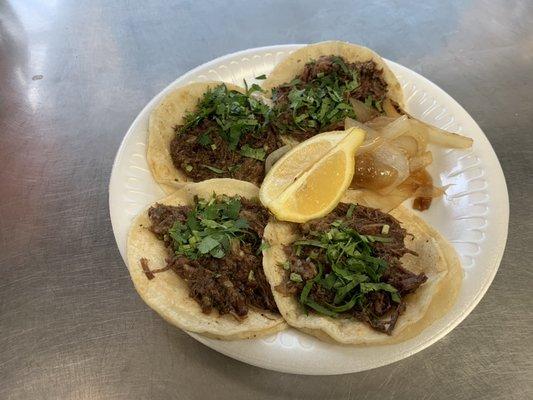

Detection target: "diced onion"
[349, 98, 379, 122]
[280, 134, 300, 147]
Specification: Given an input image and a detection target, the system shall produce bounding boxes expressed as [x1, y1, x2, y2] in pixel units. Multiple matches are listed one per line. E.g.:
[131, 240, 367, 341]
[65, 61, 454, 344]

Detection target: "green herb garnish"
[201, 164, 225, 174]
[240, 144, 267, 161]
[272, 56, 360, 134]
[255, 74, 267, 80]
[257, 240, 271, 254]
[168, 195, 258, 260]
[179, 84, 271, 151]
[290, 220, 400, 317]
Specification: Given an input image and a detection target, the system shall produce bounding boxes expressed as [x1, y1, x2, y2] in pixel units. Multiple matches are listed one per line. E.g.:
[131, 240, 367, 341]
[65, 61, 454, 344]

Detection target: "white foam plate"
[109, 45, 509, 375]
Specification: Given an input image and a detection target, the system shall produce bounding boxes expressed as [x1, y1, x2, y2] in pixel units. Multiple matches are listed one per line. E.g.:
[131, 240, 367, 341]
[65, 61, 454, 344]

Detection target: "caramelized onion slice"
[365, 116, 398, 130]
[393, 135, 419, 157]
[357, 185, 414, 213]
[373, 143, 410, 194]
[353, 152, 398, 190]
[345, 117, 379, 138]
[409, 151, 433, 172]
[408, 117, 473, 149]
[379, 115, 410, 140]
[349, 98, 379, 123]
[357, 136, 385, 155]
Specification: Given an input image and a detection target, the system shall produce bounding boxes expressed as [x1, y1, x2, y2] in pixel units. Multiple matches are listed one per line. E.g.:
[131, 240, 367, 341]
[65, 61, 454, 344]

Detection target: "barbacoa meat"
[170, 118, 282, 186]
[300, 56, 388, 101]
[272, 56, 389, 141]
[278, 203, 427, 334]
[146, 200, 278, 318]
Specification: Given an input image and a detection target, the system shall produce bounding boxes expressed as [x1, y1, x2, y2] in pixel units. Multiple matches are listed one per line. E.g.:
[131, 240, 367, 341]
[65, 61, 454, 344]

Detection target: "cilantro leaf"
[164, 195, 261, 261]
[288, 217, 406, 317]
[271, 56, 386, 137]
[177, 84, 272, 156]
[201, 164, 225, 174]
[197, 131, 212, 147]
[198, 236, 220, 254]
[240, 144, 266, 161]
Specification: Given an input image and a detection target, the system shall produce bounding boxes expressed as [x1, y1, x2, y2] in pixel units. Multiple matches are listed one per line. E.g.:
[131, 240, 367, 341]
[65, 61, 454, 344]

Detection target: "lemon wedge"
[260, 128, 366, 222]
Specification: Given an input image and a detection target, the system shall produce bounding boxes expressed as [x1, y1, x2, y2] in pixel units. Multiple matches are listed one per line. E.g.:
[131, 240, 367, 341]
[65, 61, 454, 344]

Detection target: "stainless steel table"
[1, 1, 531, 399]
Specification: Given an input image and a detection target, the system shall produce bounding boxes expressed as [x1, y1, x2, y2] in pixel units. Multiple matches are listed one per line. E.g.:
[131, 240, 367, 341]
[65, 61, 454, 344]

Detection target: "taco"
[127, 179, 286, 339]
[148, 82, 282, 192]
[262, 41, 404, 142]
[263, 190, 461, 344]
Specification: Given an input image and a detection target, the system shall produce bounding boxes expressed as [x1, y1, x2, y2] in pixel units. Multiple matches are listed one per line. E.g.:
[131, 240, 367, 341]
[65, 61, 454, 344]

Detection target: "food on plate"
[346, 113, 472, 211]
[262, 41, 404, 141]
[127, 179, 286, 339]
[260, 127, 365, 222]
[261, 41, 473, 211]
[128, 42, 472, 346]
[346, 116, 440, 211]
[263, 190, 462, 344]
[147, 82, 282, 192]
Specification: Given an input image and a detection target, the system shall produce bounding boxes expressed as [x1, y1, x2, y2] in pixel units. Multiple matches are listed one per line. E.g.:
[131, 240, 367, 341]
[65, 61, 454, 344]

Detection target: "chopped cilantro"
[289, 219, 401, 317]
[257, 241, 271, 254]
[346, 203, 356, 218]
[255, 74, 267, 80]
[197, 131, 212, 147]
[240, 144, 267, 161]
[281, 260, 290, 270]
[201, 164, 225, 174]
[178, 84, 271, 151]
[271, 56, 359, 135]
[167, 195, 260, 260]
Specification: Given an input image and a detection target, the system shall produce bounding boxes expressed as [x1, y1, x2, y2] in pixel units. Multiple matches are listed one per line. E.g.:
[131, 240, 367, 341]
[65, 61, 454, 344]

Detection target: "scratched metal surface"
[0, 0, 532, 399]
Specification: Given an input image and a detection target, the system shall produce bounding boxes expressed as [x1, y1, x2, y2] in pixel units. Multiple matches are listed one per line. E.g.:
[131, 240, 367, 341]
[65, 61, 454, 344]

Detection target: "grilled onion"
[349, 98, 379, 122]
[408, 116, 473, 149]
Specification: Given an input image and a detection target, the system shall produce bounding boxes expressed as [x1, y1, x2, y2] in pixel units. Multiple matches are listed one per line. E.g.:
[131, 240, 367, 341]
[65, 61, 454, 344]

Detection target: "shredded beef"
[146, 199, 278, 318]
[148, 204, 191, 237]
[300, 56, 388, 101]
[272, 56, 389, 140]
[170, 119, 282, 185]
[279, 203, 427, 334]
